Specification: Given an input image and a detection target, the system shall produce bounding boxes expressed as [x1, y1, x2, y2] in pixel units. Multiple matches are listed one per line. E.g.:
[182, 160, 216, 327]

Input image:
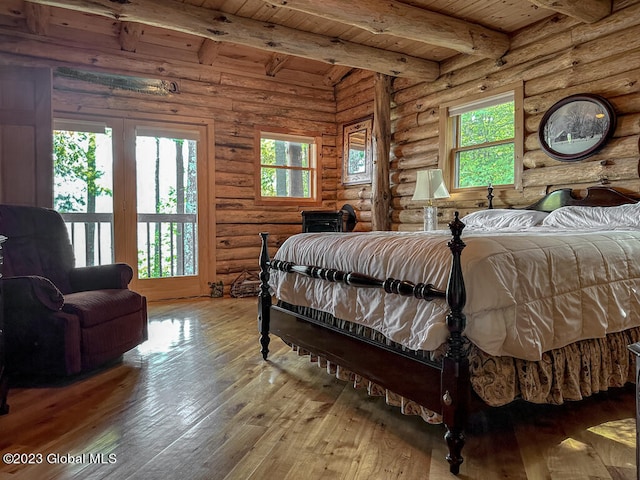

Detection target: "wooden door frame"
[52, 111, 214, 301]
[124, 119, 211, 300]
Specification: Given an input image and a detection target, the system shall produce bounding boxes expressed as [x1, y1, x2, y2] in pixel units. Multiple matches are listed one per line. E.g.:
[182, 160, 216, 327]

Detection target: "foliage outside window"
[54, 120, 201, 281]
[440, 86, 523, 192]
[257, 130, 321, 205]
[135, 134, 199, 280]
[54, 129, 113, 213]
[54, 125, 114, 267]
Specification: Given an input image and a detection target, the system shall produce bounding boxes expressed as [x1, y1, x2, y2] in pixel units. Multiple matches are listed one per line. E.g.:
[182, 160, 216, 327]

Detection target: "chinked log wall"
[389, 0, 640, 230]
[0, 18, 338, 293]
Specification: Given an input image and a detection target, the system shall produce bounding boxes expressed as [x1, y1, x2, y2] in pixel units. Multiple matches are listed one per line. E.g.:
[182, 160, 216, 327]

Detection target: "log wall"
[336, 70, 375, 231]
[389, 0, 640, 230]
[2, 0, 640, 292]
[0, 2, 338, 294]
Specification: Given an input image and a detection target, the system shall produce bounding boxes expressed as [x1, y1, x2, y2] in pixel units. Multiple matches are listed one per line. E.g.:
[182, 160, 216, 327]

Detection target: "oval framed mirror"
[538, 94, 616, 162]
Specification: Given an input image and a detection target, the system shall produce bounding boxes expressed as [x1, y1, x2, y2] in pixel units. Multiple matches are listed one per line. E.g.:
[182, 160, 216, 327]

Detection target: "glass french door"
[126, 121, 209, 299]
[53, 116, 209, 300]
[53, 118, 117, 267]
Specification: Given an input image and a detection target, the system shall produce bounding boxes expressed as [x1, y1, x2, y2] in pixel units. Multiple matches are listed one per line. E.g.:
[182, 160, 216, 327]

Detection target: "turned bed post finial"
[258, 232, 272, 360]
[442, 211, 468, 475]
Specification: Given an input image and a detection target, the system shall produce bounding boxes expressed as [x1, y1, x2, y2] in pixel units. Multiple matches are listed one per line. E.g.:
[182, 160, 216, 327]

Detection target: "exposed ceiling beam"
[323, 65, 353, 86]
[119, 22, 144, 53]
[264, 53, 290, 77]
[528, 0, 611, 23]
[24, 3, 50, 36]
[198, 39, 222, 66]
[263, 0, 510, 60]
[25, 0, 440, 79]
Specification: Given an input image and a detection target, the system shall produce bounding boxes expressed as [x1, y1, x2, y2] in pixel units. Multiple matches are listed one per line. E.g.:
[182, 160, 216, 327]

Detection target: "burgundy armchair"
[0, 204, 148, 377]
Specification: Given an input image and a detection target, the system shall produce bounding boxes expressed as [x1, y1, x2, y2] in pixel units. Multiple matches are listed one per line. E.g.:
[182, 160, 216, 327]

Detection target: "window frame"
[438, 83, 523, 197]
[255, 127, 323, 206]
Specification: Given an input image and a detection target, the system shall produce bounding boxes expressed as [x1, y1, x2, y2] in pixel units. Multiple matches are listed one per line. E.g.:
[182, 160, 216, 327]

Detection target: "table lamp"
[412, 169, 450, 231]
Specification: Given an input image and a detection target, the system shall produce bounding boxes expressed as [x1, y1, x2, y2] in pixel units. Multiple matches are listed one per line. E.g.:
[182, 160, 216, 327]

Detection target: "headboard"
[488, 186, 638, 212]
[524, 187, 638, 212]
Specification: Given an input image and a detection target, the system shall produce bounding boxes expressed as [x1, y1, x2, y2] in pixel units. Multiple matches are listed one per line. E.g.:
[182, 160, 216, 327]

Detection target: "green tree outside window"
[454, 101, 515, 188]
[260, 135, 313, 199]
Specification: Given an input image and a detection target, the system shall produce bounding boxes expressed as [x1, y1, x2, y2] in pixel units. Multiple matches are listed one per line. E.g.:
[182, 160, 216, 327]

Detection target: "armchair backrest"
[0, 204, 75, 294]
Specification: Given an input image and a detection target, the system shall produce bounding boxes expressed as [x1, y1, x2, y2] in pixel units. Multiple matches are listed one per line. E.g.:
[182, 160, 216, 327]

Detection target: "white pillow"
[461, 209, 549, 229]
[542, 203, 640, 229]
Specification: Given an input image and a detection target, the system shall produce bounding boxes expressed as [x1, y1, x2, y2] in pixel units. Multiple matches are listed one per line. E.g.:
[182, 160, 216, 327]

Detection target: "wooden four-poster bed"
[257, 186, 640, 474]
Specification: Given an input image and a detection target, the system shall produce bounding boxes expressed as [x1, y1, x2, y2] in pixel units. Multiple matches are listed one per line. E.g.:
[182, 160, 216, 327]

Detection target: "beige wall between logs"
[387, 0, 640, 231]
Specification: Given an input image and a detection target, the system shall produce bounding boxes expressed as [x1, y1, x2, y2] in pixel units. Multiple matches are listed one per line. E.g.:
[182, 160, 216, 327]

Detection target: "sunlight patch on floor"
[588, 419, 636, 449]
[548, 437, 611, 478]
[137, 318, 193, 354]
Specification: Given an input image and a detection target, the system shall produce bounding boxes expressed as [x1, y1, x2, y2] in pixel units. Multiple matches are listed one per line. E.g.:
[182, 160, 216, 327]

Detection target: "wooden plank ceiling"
[10, 0, 613, 83]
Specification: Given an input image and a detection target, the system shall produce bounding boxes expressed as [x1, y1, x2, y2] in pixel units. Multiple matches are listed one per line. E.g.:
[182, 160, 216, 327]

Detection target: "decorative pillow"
[461, 209, 549, 230]
[542, 203, 640, 229]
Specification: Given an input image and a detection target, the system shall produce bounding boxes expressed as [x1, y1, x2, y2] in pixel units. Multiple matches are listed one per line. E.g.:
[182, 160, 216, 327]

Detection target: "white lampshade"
[412, 169, 450, 201]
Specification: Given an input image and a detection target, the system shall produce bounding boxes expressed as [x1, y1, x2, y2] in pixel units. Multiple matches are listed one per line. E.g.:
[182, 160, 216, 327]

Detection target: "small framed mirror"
[342, 117, 373, 185]
[538, 94, 616, 162]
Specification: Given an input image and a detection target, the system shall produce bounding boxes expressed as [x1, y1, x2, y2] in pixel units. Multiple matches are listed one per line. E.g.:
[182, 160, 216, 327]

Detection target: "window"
[439, 84, 523, 192]
[256, 129, 321, 205]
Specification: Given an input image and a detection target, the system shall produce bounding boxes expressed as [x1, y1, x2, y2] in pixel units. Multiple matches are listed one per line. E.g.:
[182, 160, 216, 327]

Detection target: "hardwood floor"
[0, 297, 636, 479]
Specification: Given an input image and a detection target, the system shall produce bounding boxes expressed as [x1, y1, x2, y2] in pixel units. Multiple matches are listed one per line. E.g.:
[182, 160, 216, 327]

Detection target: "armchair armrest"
[1, 276, 64, 311]
[69, 263, 134, 292]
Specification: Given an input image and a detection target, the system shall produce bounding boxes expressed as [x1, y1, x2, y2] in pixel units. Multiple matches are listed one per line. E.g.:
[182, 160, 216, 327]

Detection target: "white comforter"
[269, 228, 640, 361]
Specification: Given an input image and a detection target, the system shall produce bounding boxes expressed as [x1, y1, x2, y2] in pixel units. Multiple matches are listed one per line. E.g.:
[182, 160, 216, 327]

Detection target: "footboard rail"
[258, 212, 468, 474]
[271, 259, 446, 299]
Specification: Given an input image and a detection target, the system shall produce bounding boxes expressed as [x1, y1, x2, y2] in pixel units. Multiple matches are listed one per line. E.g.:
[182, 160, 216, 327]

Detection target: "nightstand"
[301, 204, 357, 233]
[301, 210, 346, 232]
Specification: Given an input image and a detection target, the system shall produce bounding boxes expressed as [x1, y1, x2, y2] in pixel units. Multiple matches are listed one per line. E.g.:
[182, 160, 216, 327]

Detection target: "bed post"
[442, 212, 468, 475]
[258, 232, 272, 360]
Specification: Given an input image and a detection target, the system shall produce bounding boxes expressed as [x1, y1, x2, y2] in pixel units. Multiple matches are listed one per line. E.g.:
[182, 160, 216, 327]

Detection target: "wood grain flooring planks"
[0, 297, 636, 479]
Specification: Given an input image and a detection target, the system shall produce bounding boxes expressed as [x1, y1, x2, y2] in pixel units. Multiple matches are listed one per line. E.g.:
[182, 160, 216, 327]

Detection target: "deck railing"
[60, 212, 197, 277]
[137, 213, 198, 278]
